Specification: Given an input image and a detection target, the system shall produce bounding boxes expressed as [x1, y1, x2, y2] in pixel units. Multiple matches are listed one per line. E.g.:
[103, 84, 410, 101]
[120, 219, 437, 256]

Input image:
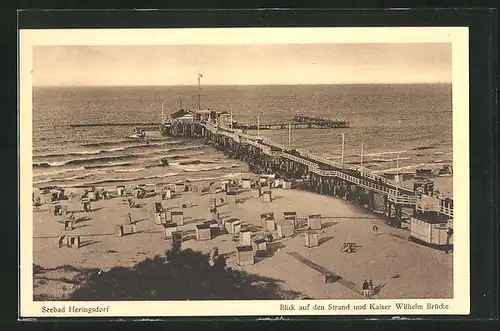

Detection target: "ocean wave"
[80, 138, 141, 147]
[33, 171, 103, 185]
[372, 163, 426, 174]
[33, 161, 69, 168]
[81, 139, 184, 148]
[34, 141, 191, 159]
[374, 161, 450, 174]
[106, 147, 127, 152]
[372, 156, 412, 163]
[33, 144, 208, 168]
[189, 172, 245, 183]
[113, 167, 146, 173]
[33, 155, 134, 168]
[412, 146, 435, 151]
[182, 164, 240, 173]
[84, 162, 134, 169]
[33, 178, 58, 185]
[429, 159, 452, 164]
[178, 159, 216, 166]
[33, 166, 86, 177]
[362, 150, 409, 157]
[34, 149, 104, 158]
[68, 172, 180, 188]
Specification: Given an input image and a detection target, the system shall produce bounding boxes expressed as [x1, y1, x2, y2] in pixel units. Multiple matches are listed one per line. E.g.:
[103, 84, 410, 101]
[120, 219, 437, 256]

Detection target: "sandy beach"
[33, 178, 453, 301]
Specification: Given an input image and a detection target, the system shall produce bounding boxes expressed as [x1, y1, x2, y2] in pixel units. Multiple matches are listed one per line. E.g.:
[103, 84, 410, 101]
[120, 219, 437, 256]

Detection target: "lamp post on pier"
[197, 73, 203, 111]
[288, 122, 292, 149]
[341, 133, 345, 165]
[360, 141, 364, 167]
[257, 115, 260, 137]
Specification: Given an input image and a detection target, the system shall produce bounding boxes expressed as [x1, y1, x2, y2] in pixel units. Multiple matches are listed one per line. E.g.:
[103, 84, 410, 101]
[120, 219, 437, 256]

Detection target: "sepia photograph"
[19, 27, 469, 317]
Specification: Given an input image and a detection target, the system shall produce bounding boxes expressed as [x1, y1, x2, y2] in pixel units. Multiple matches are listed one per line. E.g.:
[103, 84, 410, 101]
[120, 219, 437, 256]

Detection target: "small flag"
[198, 73, 203, 78]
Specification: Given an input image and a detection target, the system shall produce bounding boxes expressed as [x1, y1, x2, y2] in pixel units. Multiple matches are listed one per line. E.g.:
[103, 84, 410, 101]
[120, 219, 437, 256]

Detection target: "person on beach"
[372, 225, 378, 234]
[265, 232, 273, 244]
[445, 227, 453, 253]
[362, 280, 369, 297]
[210, 207, 218, 219]
[368, 279, 374, 297]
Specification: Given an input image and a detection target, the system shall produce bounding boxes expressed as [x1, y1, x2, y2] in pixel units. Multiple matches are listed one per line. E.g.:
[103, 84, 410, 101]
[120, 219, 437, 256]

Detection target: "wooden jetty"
[70, 122, 161, 128]
[292, 115, 350, 128]
[163, 111, 454, 241]
[233, 117, 349, 130]
[70, 117, 348, 131]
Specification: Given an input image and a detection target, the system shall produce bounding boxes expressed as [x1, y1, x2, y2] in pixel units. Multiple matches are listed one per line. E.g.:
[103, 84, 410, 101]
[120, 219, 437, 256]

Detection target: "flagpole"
[282, 128, 285, 151]
[229, 102, 233, 130]
[257, 115, 260, 136]
[197, 73, 203, 111]
[360, 141, 364, 167]
[288, 122, 291, 149]
[161, 102, 165, 125]
[396, 153, 399, 179]
[341, 133, 345, 165]
[396, 152, 400, 188]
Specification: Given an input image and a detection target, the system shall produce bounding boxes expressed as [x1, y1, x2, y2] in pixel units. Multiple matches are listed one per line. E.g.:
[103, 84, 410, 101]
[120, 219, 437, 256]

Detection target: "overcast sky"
[33, 43, 451, 86]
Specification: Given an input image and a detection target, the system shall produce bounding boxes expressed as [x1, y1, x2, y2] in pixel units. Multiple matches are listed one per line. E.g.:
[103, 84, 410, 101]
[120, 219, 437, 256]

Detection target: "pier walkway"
[197, 122, 453, 218]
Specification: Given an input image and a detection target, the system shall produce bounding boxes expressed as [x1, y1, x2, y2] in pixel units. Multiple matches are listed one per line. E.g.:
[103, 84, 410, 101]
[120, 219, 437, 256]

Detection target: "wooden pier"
[233, 118, 349, 130]
[70, 122, 161, 128]
[293, 115, 350, 128]
[165, 116, 454, 229]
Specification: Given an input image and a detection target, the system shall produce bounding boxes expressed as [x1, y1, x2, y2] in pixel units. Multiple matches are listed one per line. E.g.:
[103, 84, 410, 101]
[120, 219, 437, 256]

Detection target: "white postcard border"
[19, 27, 470, 317]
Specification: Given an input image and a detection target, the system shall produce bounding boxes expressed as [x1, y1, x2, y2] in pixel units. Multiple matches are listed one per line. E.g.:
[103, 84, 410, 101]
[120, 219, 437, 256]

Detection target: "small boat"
[438, 164, 453, 176]
[130, 128, 146, 140]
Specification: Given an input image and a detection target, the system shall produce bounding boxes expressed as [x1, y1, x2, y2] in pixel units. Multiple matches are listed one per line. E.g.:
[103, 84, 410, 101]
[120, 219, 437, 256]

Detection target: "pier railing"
[210, 123, 410, 192]
[440, 205, 454, 218]
[201, 122, 453, 217]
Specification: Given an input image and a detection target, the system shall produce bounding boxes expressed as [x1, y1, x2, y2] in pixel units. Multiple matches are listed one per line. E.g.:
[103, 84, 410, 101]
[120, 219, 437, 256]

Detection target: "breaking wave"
[32, 146, 207, 168]
[113, 167, 146, 173]
[80, 138, 142, 147]
[33, 171, 104, 185]
[68, 172, 180, 188]
[84, 162, 134, 169]
[182, 164, 240, 173]
[178, 159, 216, 166]
[33, 155, 134, 168]
[33, 167, 86, 177]
[363, 150, 408, 157]
[81, 139, 184, 148]
[412, 145, 435, 151]
[372, 156, 412, 163]
[34, 141, 192, 159]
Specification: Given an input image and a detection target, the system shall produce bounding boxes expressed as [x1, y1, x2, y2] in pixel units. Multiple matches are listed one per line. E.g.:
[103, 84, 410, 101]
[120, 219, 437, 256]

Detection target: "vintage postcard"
[19, 27, 469, 317]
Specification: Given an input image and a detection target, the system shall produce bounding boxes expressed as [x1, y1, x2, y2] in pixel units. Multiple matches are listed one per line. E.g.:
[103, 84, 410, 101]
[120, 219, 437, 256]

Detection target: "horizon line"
[33, 82, 452, 88]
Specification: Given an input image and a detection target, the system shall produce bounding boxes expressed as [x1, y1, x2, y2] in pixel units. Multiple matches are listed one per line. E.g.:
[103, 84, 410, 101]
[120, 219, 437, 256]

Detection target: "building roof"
[171, 108, 189, 119]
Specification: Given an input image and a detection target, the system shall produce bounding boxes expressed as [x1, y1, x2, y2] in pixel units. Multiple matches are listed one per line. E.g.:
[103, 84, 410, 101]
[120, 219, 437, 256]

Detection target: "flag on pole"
[198, 73, 203, 78]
